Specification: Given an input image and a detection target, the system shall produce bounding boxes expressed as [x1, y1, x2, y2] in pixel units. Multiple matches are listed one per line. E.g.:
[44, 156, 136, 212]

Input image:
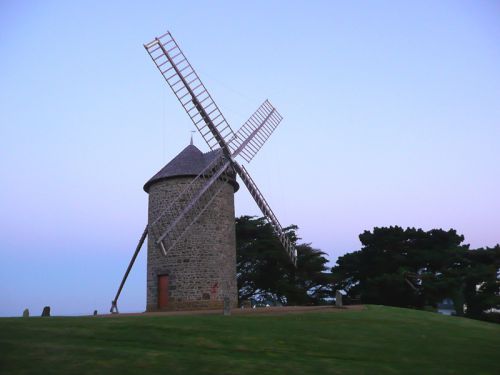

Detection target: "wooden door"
[158, 275, 169, 309]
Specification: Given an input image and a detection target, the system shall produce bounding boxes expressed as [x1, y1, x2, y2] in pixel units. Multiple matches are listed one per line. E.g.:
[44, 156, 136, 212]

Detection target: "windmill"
[110, 31, 296, 313]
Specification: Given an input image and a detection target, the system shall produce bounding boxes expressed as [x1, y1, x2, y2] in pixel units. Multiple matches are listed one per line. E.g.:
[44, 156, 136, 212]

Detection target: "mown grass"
[0, 305, 499, 375]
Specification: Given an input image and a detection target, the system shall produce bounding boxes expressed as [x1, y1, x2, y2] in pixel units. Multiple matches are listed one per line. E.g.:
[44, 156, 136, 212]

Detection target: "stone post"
[223, 297, 231, 316]
[41, 306, 51, 317]
[335, 291, 343, 307]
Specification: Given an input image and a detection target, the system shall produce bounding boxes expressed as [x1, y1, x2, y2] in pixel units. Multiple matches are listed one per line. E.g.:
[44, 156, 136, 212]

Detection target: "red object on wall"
[211, 282, 218, 296]
[158, 275, 169, 309]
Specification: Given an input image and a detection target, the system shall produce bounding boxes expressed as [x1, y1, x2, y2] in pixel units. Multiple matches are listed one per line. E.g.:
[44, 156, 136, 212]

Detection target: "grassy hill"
[0, 305, 499, 375]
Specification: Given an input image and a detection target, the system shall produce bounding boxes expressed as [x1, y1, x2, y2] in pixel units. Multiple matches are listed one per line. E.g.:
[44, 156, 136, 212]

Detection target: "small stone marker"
[335, 291, 343, 307]
[41, 306, 51, 317]
[22, 308, 29, 318]
[223, 297, 231, 316]
[93, 310, 98, 316]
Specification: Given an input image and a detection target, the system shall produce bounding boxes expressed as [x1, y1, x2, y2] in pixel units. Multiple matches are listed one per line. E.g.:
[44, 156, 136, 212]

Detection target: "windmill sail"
[144, 32, 235, 152]
[229, 100, 283, 163]
[152, 155, 297, 266]
[148, 153, 232, 255]
[233, 163, 297, 265]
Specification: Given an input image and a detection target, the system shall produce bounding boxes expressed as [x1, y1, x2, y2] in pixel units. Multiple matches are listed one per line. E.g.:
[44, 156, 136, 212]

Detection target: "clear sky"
[1, 0, 499, 317]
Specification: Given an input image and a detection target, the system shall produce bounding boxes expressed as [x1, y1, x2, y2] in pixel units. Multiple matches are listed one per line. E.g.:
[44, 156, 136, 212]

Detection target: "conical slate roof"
[144, 144, 238, 193]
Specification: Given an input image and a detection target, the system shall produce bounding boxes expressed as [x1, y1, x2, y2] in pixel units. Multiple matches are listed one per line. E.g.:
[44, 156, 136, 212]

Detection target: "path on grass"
[101, 305, 364, 318]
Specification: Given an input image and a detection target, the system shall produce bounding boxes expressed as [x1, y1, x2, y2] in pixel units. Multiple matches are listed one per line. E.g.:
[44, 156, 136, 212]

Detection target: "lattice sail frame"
[144, 32, 235, 151]
[230, 100, 284, 163]
[233, 163, 297, 263]
[148, 152, 232, 256]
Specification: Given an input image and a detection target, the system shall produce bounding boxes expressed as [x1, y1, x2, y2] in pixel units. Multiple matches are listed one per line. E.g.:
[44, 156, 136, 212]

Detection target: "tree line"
[236, 216, 500, 321]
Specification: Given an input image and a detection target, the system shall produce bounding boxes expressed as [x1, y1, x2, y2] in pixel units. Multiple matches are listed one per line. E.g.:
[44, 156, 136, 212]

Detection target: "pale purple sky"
[1, 1, 499, 316]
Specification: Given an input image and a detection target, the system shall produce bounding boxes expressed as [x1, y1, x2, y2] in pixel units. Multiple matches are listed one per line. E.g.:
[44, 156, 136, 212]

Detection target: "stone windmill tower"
[143, 142, 239, 311]
[110, 31, 296, 313]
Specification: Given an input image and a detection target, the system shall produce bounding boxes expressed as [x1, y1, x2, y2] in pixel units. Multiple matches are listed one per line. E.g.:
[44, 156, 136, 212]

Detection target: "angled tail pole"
[110, 226, 149, 313]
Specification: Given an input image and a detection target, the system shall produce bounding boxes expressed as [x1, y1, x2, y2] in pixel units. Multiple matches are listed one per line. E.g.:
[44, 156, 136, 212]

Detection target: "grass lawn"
[0, 305, 499, 375]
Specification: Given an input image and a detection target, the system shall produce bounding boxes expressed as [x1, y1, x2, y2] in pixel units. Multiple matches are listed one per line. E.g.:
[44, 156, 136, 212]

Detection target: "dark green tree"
[331, 226, 470, 310]
[462, 245, 500, 318]
[236, 216, 331, 305]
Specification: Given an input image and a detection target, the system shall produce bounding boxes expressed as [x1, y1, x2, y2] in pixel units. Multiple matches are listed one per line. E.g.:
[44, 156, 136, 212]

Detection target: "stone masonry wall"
[146, 177, 237, 311]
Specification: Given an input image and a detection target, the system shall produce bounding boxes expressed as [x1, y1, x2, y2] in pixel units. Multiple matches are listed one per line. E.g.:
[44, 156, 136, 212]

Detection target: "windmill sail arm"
[233, 163, 297, 266]
[229, 100, 284, 163]
[144, 31, 235, 153]
[148, 154, 233, 256]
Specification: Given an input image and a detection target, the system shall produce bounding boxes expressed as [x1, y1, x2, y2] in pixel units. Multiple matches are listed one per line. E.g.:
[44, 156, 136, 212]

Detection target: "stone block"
[41, 306, 50, 317]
